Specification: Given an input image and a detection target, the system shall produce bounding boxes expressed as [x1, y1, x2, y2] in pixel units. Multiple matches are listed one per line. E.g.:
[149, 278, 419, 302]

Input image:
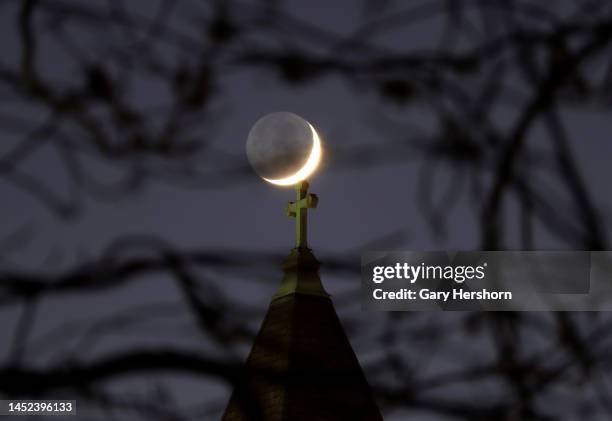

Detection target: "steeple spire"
[222, 180, 382, 421]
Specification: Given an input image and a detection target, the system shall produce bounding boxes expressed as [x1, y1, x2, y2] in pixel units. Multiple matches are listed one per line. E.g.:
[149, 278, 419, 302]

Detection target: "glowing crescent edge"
[263, 123, 322, 186]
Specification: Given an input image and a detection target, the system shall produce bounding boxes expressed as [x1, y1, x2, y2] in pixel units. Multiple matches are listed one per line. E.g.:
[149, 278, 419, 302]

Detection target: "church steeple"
[222, 181, 383, 421]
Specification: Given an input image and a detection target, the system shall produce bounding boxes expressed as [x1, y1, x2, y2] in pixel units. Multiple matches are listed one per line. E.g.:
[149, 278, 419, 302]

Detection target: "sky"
[1, 1, 612, 420]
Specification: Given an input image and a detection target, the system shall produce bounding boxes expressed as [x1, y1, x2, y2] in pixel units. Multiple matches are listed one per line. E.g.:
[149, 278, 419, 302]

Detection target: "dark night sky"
[1, 1, 612, 419]
[4, 0, 611, 265]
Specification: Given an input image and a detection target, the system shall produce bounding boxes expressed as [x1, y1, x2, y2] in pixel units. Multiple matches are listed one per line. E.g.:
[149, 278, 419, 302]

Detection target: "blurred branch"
[1, 1, 612, 419]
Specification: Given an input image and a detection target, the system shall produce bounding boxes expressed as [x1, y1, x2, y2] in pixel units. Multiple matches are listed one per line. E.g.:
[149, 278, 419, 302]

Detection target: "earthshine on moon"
[246, 112, 322, 186]
[264, 124, 321, 186]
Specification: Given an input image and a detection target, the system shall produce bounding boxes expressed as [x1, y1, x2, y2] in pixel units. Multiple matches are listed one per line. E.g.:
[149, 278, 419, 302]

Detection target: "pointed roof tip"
[222, 248, 383, 421]
[273, 247, 329, 299]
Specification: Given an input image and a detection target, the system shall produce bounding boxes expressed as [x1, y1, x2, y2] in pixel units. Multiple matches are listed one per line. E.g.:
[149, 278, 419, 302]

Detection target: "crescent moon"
[263, 123, 322, 186]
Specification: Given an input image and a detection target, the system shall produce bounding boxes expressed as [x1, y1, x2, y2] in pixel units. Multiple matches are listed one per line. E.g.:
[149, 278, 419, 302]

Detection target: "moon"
[246, 112, 322, 186]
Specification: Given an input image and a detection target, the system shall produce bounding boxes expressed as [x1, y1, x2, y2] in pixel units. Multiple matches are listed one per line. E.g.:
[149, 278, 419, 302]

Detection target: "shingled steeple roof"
[222, 247, 383, 421]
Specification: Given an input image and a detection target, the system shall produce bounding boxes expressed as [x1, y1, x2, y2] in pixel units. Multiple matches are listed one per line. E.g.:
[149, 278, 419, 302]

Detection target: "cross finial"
[286, 180, 318, 249]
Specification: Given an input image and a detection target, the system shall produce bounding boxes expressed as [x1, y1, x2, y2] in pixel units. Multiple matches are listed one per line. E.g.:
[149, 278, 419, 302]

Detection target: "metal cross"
[286, 180, 318, 249]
